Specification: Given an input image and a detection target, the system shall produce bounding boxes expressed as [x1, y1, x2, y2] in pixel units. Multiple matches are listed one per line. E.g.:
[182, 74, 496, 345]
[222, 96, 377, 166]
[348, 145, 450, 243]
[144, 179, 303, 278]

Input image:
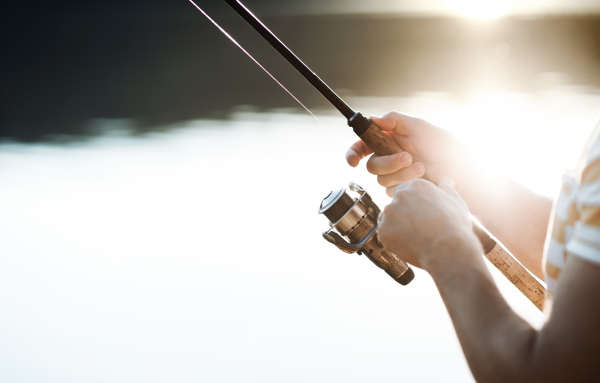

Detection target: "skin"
[346, 112, 600, 382]
[347, 112, 551, 278]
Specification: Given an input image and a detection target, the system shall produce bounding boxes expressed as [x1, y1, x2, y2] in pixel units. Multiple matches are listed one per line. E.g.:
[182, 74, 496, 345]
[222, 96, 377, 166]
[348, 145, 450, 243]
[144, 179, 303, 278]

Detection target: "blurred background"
[2, 0, 600, 382]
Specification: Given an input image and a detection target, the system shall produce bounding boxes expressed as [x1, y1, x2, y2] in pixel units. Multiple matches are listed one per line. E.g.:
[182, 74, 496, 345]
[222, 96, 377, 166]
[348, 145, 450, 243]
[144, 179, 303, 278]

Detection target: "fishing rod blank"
[224, 0, 353, 119]
[223, 0, 403, 157]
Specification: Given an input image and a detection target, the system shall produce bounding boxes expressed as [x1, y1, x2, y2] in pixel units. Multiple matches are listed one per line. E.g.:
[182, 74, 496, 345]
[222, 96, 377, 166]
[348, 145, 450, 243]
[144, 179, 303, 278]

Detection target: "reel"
[319, 182, 415, 285]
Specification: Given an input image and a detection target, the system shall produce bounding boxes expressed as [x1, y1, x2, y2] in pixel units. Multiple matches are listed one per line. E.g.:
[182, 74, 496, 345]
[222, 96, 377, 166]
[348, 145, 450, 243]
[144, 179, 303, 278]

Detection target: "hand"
[346, 111, 472, 197]
[377, 178, 480, 270]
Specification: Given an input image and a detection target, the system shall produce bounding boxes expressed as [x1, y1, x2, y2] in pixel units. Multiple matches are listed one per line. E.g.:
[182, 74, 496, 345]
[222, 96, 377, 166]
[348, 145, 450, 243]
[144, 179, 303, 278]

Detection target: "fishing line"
[188, 0, 336, 136]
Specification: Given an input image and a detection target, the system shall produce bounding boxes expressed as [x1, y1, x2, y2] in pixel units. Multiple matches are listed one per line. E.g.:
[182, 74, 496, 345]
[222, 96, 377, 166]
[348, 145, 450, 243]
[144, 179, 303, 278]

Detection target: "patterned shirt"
[546, 123, 600, 293]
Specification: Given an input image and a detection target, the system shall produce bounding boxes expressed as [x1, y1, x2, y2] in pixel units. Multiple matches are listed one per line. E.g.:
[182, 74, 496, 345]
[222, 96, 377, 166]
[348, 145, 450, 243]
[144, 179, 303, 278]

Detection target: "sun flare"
[447, 0, 509, 19]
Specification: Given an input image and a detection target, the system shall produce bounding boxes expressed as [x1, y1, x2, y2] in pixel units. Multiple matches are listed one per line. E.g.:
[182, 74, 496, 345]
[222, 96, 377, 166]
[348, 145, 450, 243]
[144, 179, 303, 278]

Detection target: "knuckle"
[382, 203, 399, 218]
[408, 178, 424, 190]
[384, 111, 398, 119]
[382, 204, 394, 215]
[391, 184, 405, 197]
[411, 178, 432, 190]
[396, 180, 414, 193]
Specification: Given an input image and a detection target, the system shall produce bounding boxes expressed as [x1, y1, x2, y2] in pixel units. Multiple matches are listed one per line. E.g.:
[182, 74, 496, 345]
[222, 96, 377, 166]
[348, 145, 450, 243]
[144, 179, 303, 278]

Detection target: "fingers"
[347, 110, 427, 168]
[378, 163, 425, 188]
[346, 140, 373, 167]
[386, 177, 423, 198]
[366, 152, 409, 175]
[365, 151, 425, 193]
[370, 111, 423, 136]
[346, 110, 423, 167]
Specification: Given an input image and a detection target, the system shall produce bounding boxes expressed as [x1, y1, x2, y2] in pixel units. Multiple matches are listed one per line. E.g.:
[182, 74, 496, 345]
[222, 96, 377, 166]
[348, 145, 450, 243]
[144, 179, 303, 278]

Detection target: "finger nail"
[413, 163, 424, 175]
[400, 153, 411, 165]
[444, 177, 455, 188]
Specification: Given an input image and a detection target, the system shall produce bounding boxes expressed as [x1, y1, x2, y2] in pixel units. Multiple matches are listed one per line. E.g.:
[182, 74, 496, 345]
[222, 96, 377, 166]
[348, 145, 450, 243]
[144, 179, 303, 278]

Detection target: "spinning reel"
[319, 182, 415, 285]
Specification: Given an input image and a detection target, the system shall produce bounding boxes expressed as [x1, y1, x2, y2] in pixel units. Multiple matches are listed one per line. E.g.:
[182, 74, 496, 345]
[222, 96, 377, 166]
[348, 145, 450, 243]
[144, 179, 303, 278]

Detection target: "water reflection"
[2, 88, 599, 382]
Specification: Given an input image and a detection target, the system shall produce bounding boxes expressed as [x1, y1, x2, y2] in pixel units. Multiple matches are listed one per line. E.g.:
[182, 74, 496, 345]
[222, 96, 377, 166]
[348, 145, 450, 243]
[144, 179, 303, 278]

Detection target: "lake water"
[1, 89, 600, 382]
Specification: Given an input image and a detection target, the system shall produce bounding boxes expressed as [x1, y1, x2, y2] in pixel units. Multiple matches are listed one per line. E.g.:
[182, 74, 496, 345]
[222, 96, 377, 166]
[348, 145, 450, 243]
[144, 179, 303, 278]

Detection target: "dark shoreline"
[2, 2, 600, 141]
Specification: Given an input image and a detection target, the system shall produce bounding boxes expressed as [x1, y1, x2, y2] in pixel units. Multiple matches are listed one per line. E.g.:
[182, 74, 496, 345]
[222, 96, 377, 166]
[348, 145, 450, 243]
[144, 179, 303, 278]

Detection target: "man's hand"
[377, 181, 600, 383]
[377, 178, 481, 270]
[345, 110, 550, 278]
[345, 111, 470, 197]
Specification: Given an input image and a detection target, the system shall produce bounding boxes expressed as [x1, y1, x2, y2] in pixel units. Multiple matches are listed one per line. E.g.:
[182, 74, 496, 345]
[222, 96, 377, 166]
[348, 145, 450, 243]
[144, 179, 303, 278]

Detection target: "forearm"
[366, 113, 597, 381]
[458, 165, 552, 280]
[426, 238, 539, 382]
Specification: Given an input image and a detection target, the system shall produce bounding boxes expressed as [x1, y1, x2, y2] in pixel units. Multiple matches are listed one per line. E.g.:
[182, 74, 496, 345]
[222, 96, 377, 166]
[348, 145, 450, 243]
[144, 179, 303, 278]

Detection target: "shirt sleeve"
[567, 138, 600, 266]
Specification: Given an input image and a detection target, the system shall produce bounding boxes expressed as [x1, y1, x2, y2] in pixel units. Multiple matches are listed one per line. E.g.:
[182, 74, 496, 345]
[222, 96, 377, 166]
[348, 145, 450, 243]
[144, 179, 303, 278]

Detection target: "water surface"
[1, 89, 599, 382]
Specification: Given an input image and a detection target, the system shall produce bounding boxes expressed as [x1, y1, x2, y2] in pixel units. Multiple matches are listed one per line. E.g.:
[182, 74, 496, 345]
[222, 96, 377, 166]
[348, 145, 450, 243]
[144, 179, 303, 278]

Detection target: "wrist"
[421, 230, 484, 277]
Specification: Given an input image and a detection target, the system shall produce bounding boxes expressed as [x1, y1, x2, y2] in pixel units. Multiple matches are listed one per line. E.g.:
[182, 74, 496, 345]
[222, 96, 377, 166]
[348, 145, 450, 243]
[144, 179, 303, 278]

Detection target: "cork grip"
[358, 121, 402, 156]
[486, 244, 546, 310]
[360, 119, 547, 311]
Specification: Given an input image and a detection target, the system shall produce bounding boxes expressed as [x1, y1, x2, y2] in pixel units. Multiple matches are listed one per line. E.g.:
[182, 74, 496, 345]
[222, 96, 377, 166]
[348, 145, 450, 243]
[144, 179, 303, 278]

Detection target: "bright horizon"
[267, 0, 600, 18]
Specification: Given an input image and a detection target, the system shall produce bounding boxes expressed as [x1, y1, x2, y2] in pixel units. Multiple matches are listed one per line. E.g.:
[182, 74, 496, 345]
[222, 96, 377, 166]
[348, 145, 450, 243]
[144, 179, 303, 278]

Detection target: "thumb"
[438, 177, 459, 196]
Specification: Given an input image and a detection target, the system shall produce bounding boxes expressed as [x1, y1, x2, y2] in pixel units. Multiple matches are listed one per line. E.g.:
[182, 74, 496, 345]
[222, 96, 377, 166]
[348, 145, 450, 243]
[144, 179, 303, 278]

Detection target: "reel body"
[319, 182, 415, 285]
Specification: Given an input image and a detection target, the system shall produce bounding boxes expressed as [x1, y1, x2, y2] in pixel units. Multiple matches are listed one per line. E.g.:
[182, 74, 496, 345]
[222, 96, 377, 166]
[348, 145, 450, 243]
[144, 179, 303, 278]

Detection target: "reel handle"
[349, 113, 546, 311]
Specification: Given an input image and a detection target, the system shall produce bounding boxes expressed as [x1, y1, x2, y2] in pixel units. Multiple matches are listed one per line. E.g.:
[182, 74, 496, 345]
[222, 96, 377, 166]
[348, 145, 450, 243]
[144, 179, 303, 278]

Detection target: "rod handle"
[473, 224, 546, 311]
[486, 244, 546, 311]
[349, 112, 402, 156]
[359, 120, 402, 156]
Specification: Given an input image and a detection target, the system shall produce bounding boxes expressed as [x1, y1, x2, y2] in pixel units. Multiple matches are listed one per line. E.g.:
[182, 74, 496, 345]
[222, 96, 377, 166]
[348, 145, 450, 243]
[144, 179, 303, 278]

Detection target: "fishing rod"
[221, 0, 401, 157]
[192, 0, 546, 309]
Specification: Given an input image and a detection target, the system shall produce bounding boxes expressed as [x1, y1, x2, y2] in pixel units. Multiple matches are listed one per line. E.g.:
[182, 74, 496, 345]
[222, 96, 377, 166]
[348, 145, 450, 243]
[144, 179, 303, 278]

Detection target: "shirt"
[546, 123, 600, 293]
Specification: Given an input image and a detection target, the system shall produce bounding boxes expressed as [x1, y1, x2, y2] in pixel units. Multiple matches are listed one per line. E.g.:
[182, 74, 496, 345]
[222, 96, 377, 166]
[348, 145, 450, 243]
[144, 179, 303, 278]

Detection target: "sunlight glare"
[447, 0, 509, 19]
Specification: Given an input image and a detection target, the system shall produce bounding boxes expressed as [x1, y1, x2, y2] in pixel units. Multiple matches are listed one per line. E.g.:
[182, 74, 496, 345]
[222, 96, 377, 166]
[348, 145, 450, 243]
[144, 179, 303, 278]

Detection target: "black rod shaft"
[224, 0, 355, 120]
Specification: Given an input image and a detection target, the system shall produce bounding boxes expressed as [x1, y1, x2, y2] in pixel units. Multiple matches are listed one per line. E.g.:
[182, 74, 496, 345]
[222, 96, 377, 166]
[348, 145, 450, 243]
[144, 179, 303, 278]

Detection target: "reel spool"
[319, 182, 415, 285]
